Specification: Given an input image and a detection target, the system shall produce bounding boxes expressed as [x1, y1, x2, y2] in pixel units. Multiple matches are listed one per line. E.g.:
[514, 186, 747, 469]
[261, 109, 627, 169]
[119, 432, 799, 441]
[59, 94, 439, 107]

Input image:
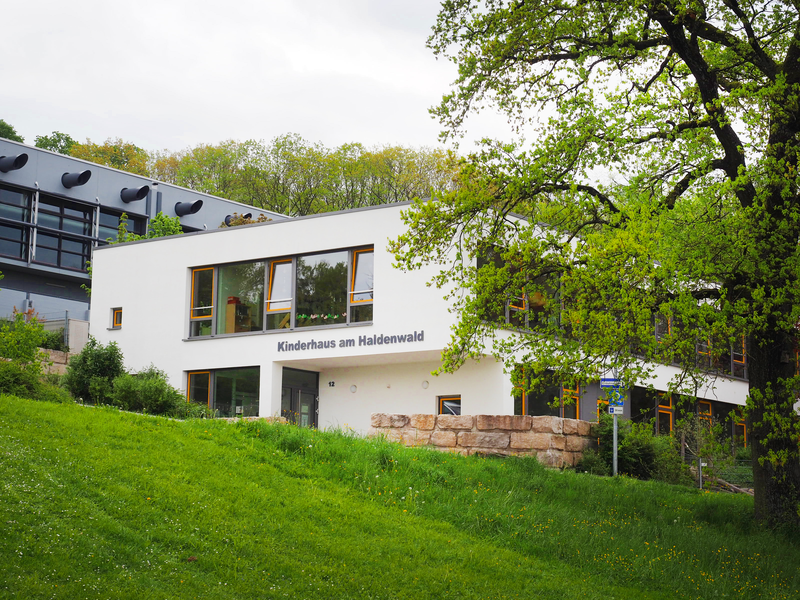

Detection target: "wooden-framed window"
[438, 395, 461, 416]
[266, 258, 293, 330]
[657, 393, 673, 434]
[111, 307, 122, 329]
[698, 400, 712, 425]
[350, 248, 374, 323]
[561, 383, 580, 420]
[190, 267, 214, 337]
[187, 367, 260, 418]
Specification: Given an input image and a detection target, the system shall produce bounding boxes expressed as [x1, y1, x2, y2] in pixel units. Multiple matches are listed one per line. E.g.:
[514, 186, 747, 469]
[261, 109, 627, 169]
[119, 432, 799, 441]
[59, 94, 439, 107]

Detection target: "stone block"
[566, 436, 590, 452]
[510, 431, 552, 450]
[429, 430, 458, 447]
[371, 413, 390, 428]
[577, 420, 593, 437]
[390, 414, 409, 428]
[531, 415, 563, 434]
[476, 414, 531, 431]
[410, 414, 436, 430]
[549, 435, 566, 451]
[437, 415, 474, 430]
[562, 451, 578, 467]
[400, 429, 432, 446]
[562, 418, 579, 435]
[458, 432, 510, 449]
[536, 449, 564, 468]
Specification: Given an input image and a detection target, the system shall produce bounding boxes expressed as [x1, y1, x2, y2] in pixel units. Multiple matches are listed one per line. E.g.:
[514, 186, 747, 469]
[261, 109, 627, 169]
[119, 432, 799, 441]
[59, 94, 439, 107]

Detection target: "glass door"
[281, 367, 318, 428]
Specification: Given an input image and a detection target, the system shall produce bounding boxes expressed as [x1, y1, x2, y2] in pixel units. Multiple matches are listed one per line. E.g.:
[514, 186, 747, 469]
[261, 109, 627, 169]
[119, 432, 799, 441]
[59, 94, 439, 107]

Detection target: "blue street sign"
[608, 406, 624, 415]
[600, 378, 620, 389]
[608, 388, 624, 406]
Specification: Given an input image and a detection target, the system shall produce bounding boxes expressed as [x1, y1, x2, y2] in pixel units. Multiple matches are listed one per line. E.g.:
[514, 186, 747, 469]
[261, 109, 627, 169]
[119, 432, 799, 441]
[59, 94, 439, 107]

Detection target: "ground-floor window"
[438, 395, 461, 415]
[513, 369, 580, 418]
[187, 366, 260, 417]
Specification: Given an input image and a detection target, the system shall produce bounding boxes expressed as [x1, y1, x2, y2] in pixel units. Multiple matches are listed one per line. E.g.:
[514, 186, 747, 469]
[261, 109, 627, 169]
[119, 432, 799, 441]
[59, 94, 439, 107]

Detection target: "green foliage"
[111, 365, 184, 415]
[0, 119, 24, 143]
[34, 131, 77, 155]
[591, 413, 691, 485]
[393, 0, 800, 526]
[2, 400, 797, 599]
[0, 312, 47, 377]
[0, 361, 41, 398]
[574, 448, 611, 476]
[68, 137, 149, 175]
[39, 328, 68, 352]
[63, 337, 124, 404]
[116, 211, 183, 243]
[218, 212, 272, 228]
[36, 381, 74, 404]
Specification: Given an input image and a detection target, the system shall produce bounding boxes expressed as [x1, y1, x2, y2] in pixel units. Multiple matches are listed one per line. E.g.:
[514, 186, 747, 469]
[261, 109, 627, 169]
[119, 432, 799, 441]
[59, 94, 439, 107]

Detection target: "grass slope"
[0, 396, 797, 599]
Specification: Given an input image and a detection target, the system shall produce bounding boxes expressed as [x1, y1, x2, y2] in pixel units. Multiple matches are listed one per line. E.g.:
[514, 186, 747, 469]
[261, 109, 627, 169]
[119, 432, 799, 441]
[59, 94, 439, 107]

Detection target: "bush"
[111, 365, 185, 416]
[40, 328, 68, 352]
[592, 412, 691, 484]
[0, 312, 47, 377]
[0, 361, 41, 399]
[574, 448, 611, 476]
[37, 381, 74, 404]
[63, 337, 125, 404]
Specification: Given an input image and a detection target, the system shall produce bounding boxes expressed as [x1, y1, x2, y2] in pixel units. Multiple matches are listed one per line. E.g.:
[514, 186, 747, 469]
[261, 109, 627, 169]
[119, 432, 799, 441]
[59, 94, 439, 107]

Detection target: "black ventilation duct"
[61, 170, 92, 188]
[224, 212, 252, 226]
[0, 153, 28, 173]
[175, 200, 203, 216]
[120, 185, 149, 202]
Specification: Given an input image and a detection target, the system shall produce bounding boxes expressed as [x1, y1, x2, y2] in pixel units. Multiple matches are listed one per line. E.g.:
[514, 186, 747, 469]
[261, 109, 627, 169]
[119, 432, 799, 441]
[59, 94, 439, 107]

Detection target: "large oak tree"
[392, 0, 800, 526]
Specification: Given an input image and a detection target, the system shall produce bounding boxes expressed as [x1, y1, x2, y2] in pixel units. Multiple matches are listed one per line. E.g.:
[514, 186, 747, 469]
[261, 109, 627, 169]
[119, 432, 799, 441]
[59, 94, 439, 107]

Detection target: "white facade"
[89, 202, 749, 434]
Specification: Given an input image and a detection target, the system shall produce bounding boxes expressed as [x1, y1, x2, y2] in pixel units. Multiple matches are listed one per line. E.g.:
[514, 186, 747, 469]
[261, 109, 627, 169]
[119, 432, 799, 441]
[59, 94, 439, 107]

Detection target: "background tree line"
[1, 120, 457, 216]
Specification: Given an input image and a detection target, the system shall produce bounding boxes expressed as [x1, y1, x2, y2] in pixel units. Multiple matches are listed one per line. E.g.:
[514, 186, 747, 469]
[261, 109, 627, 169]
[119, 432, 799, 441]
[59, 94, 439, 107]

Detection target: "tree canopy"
[0, 119, 24, 143]
[34, 132, 77, 155]
[392, 0, 800, 526]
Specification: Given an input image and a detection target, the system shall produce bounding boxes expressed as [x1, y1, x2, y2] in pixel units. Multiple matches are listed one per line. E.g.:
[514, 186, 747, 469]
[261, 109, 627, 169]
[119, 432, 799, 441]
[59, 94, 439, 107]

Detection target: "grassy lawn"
[1, 396, 797, 599]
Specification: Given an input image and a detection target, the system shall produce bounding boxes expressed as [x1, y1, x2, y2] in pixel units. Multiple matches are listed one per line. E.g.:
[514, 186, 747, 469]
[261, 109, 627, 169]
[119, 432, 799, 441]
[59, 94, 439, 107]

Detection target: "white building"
[88, 202, 749, 438]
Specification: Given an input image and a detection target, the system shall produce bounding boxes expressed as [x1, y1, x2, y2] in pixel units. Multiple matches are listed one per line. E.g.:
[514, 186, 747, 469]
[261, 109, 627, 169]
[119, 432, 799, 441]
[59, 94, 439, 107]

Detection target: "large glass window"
[266, 259, 293, 330]
[0, 184, 31, 260]
[98, 210, 145, 242]
[189, 246, 373, 338]
[216, 262, 265, 334]
[350, 249, 374, 323]
[295, 250, 348, 328]
[190, 268, 214, 337]
[34, 195, 93, 272]
[187, 367, 259, 418]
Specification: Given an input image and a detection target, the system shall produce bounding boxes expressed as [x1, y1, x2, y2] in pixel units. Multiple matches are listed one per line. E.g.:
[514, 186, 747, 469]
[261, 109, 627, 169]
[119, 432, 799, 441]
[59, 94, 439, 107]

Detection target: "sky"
[2, 0, 509, 154]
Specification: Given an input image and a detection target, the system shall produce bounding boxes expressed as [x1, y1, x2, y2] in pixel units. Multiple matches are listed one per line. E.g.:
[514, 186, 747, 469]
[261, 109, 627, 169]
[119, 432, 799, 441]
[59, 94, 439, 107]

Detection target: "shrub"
[0, 311, 47, 377]
[40, 328, 69, 352]
[0, 360, 41, 399]
[593, 412, 691, 484]
[37, 381, 74, 404]
[574, 448, 611, 476]
[63, 337, 125, 404]
[111, 365, 184, 416]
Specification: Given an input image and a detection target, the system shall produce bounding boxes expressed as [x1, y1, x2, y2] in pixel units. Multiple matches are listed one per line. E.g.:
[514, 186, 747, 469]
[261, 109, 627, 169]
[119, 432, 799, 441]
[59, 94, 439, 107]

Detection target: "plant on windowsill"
[295, 313, 347, 327]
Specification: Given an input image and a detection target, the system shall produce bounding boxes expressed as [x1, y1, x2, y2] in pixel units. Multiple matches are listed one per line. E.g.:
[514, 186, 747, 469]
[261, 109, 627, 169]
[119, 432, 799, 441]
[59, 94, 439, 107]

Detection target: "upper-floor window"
[189, 246, 373, 338]
[0, 183, 31, 260]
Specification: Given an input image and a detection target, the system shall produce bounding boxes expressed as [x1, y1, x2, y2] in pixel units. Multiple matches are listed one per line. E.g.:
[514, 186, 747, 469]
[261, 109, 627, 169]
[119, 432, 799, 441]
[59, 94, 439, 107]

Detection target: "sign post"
[601, 378, 624, 476]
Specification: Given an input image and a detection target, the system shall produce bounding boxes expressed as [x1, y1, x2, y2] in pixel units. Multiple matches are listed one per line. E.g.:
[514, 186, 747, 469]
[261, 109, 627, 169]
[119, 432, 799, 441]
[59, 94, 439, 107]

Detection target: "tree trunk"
[747, 330, 800, 528]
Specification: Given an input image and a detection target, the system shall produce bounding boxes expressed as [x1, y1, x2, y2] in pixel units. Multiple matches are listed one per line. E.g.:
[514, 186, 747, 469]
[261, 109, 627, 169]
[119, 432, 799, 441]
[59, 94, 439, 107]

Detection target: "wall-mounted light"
[175, 200, 203, 216]
[61, 170, 92, 188]
[0, 153, 28, 173]
[350, 385, 357, 393]
[120, 185, 149, 203]
[422, 380, 429, 389]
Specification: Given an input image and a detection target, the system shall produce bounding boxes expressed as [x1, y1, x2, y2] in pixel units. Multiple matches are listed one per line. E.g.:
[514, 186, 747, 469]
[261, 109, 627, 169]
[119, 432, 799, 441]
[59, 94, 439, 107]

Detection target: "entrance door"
[281, 367, 318, 427]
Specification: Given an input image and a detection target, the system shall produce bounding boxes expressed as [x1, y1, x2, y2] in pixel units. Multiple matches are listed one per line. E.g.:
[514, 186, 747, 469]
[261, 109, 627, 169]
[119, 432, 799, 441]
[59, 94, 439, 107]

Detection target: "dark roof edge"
[93, 200, 421, 251]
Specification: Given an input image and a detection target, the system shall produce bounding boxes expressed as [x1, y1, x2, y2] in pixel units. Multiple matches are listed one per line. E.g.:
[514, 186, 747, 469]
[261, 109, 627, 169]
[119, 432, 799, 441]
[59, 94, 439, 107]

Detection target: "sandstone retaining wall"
[370, 413, 596, 468]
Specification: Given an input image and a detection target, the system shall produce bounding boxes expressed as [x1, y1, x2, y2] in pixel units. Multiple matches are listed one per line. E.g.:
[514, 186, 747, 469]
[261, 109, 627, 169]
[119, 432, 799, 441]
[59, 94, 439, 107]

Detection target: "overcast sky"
[2, 0, 508, 154]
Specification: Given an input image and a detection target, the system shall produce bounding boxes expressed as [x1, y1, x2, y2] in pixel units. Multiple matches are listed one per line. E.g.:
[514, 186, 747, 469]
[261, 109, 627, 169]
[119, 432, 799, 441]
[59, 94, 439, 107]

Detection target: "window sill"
[183, 320, 373, 342]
